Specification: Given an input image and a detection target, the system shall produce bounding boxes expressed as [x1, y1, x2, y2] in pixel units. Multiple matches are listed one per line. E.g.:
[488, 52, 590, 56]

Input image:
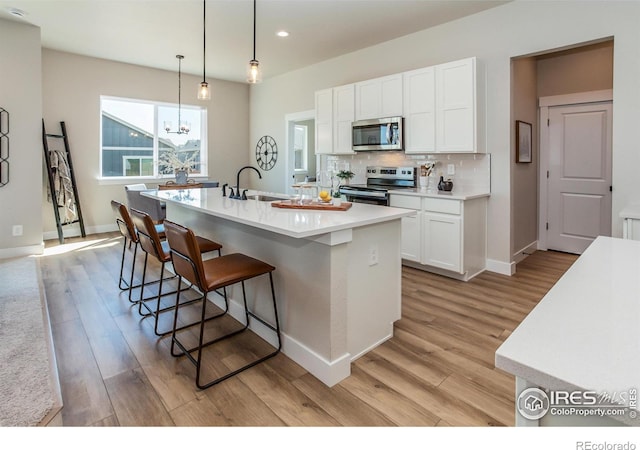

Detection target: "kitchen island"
[144, 187, 414, 386]
[496, 236, 640, 426]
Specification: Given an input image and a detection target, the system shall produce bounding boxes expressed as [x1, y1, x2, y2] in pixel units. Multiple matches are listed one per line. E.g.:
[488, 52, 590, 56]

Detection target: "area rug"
[0, 256, 57, 426]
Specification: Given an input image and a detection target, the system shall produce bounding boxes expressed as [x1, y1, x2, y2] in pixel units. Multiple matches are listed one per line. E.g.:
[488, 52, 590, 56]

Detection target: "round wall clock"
[255, 135, 278, 171]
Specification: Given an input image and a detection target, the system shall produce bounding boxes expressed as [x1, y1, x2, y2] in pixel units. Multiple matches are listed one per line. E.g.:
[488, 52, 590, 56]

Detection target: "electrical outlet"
[447, 164, 455, 176]
[368, 244, 379, 266]
[12, 225, 23, 236]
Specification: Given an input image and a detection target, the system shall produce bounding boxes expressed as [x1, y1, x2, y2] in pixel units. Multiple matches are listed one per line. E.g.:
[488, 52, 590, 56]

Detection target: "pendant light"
[164, 55, 190, 135]
[247, 0, 262, 84]
[197, 0, 210, 100]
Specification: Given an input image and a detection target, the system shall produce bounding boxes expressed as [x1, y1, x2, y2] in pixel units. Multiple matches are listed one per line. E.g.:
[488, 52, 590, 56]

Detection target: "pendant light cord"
[252, 0, 256, 61]
[202, 0, 206, 81]
[178, 55, 182, 126]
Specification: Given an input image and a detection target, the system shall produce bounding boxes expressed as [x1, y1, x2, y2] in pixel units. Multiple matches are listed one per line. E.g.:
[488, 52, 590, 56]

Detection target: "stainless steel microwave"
[352, 117, 403, 151]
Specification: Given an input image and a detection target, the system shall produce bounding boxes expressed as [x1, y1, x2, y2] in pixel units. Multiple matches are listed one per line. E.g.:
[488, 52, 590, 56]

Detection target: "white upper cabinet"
[316, 56, 481, 155]
[403, 66, 436, 154]
[355, 74, 403, 121]
[333, 84, 356, 154]
[405, 57, 479, 154]
[435, 57, 477, 153]
[315, 88, 333, 154]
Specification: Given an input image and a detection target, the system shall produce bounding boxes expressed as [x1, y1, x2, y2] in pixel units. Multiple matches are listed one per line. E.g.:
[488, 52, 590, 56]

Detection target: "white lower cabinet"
[390, 194, 487, 281]
[423, 212, 462, 272]
[400, 211, 422, 262]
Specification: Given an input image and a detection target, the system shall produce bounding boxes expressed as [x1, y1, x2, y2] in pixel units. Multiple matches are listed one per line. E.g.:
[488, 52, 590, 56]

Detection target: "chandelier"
[164, 54, 190, 134]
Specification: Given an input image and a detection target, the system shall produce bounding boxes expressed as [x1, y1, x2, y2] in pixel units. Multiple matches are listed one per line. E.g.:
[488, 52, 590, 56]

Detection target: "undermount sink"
[248, 194, 288, 202]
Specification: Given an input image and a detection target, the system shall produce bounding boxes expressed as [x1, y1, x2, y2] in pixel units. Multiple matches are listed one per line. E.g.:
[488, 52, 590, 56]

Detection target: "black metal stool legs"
[171, 273, 282, 390]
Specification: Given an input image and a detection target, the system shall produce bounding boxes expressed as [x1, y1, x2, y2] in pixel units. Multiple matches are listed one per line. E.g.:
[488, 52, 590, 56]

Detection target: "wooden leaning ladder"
[42, 120, 86, 244]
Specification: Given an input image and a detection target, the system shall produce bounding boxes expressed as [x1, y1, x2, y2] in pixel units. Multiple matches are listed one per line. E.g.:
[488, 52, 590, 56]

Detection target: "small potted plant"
[335, 170, 355, 185]
[332, 170, 355, 200]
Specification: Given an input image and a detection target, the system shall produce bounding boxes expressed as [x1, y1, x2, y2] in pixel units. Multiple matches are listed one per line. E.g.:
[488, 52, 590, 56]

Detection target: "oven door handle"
[340, 188, 387, 199]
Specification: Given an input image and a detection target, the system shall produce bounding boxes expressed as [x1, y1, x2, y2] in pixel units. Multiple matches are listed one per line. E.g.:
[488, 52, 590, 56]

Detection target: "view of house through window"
[100, 96, 206, 178]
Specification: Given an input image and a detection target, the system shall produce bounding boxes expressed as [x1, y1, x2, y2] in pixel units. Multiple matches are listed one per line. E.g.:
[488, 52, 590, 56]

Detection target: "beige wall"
[249, 1, 640, 269]
[537, 41, 614, 97]
[41, 50, 250, 237]
[511, 57, 538, 259]
[0, 19, 42, 257]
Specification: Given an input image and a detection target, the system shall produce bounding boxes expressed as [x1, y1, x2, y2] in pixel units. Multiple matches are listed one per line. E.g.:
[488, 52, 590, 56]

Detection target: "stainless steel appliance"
[352, 117, 403, 151]
[340, 166, 416, 206]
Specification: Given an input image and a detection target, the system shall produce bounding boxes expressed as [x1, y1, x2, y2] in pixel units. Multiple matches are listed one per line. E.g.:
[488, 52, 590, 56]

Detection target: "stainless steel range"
[339, 166, 416, 206]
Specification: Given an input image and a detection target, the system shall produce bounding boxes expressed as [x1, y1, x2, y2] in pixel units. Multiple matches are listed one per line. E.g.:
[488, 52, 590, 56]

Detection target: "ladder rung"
[45, 133, 65, 138]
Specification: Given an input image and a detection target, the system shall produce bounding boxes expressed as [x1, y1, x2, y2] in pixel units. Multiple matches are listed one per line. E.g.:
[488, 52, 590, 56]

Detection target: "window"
[100, 96, 207, 178]
[294, 124, 308, 172]
[123, 156, 154, 176]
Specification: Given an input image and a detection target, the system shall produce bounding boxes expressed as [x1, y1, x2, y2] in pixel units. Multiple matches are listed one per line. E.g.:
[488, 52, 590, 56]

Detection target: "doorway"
[284, 110, 316, 194]
[539, 91, 613, 254]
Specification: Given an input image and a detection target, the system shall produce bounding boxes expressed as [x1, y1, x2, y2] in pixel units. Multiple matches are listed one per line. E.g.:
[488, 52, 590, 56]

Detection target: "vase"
[175, 169, 188, 185]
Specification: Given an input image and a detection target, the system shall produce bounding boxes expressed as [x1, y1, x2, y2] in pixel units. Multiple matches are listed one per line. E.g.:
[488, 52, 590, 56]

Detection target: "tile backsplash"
[322, 152, 491, 192]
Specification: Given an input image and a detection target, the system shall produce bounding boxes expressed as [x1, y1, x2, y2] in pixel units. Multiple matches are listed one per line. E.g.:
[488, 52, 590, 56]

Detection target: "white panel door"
[547, 102, 612, 254]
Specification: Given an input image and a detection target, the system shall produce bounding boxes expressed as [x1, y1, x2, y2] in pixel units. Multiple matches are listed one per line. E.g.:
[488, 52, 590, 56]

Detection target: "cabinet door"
[401, 212, 422, 262]
[355, 74, 403, 120]
[435, 57, 476, 153]
[355, 79, 381, 121]
[403, 67, 435, 153]
[315, 89, 333, 154]
[333, 84, 355, 154]
[380, 74, 403, 118]
[423, 212, 462, 273]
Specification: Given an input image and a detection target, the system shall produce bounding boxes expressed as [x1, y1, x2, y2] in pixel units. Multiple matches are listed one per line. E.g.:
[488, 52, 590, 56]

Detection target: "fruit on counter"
[319, 190, 330, 200]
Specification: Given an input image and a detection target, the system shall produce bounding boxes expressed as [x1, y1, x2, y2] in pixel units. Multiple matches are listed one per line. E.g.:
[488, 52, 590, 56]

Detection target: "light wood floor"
[40, 232, 577, 427]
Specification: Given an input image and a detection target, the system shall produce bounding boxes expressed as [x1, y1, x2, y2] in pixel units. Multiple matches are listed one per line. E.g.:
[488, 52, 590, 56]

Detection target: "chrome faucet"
[232, 165, 262, 199]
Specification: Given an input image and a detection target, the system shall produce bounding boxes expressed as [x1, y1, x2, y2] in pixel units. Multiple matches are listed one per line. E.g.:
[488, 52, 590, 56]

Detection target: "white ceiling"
[0, 0, 508, 83]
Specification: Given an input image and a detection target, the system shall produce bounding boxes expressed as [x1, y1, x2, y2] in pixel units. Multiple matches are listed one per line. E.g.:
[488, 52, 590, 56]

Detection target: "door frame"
[538, 89, 613, 250]
[284, 109, 315, 194]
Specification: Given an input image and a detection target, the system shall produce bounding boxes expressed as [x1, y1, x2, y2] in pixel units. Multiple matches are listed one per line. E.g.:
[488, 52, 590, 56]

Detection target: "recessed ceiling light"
[276, 30, 289, 38]
[7, 7, 27, 18]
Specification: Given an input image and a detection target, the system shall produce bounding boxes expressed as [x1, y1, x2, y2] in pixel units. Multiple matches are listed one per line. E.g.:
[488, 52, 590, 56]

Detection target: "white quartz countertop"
[144, 187, 414, 239]
[495, 236, 640, 425]
[388, 188, 490, 201]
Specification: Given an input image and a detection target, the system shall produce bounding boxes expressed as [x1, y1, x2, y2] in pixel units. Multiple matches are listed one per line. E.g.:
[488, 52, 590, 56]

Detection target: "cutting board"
[271, 200, 353, 211]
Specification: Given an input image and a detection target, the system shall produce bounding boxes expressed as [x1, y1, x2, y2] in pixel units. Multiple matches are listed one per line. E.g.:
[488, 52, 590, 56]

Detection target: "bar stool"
[110, 200, 166, 297]
[163, 219, 281, 390]
[129, 208, 223, 336]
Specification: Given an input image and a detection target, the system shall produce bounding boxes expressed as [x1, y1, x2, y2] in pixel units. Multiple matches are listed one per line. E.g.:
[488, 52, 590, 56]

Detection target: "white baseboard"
[0, 242, 45, 259]
[207, 291, 351, 387]
[485, 258, 515, 276]
[43, 223, 118, 241]
[512, 241, 538, 265]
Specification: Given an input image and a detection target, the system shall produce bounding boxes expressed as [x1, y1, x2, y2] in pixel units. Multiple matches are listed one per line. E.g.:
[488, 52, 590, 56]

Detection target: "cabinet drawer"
[390, 195, 421, 210]
[424, 198, 461, 215]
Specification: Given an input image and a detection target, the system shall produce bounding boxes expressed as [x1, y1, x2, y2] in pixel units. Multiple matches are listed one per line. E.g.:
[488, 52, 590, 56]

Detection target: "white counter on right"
[496, 236, 640, 426]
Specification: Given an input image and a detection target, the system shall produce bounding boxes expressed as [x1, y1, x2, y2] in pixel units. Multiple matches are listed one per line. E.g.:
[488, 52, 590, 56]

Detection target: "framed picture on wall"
[516, 120, 532, 163]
